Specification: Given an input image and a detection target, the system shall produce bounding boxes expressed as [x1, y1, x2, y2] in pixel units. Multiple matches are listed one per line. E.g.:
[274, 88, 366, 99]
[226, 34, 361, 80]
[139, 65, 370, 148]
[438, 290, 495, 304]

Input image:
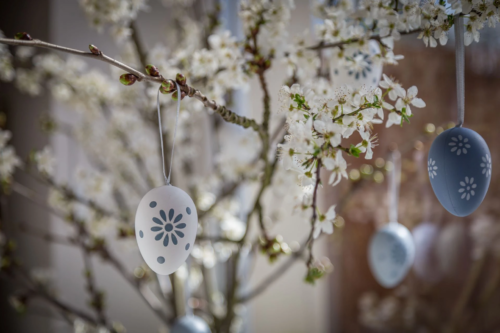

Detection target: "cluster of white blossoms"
[2, 0, 500, 330]
[277, 77, 424, 237]
[0, 130, 22, 182]
[79, 0, 148, 42]
[239, 0, 294, 58]
[314, 0, 500, 50]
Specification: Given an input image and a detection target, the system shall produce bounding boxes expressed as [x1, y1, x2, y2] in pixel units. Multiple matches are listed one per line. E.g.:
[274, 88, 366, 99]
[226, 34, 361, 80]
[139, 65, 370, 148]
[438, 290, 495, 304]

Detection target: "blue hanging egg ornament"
[428, 16, 492, 217]
[171, 315, 212, 333]
[368, 150, 415, 288]
[428, 127, 491, 217]
[368, 223, 415, 288]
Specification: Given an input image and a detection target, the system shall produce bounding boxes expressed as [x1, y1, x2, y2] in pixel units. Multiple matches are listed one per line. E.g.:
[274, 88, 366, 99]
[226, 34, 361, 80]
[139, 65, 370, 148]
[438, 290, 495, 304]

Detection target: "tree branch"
[307, 29, 422, 51]
[0, 37, 262, 135]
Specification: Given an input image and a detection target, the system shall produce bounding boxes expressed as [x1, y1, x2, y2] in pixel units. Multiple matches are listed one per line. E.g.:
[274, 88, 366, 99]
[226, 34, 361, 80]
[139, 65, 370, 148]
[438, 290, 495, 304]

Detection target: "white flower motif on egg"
[428, 158, 438, 179]
[458, 176, 477, 201]
[480, 154, 492, 177]
[449, 135, 471, 155]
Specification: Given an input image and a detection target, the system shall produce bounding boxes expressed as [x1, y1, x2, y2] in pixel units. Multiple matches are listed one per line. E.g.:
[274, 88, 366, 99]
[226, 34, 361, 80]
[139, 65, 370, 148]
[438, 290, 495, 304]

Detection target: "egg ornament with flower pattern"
[171, 315, 212, 333]
[368, 223, 415, 288]
[329, 40, 383, 89]
[135, 185, 198, 275]
[428, 127, 491, 217]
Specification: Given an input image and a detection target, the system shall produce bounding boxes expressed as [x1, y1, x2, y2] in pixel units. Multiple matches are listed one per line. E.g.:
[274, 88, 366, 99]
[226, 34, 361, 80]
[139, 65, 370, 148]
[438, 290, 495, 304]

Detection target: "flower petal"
[160, 210, 167, 221]
[174, 230, 184, 238]
[155, 232, 164, 241]
[171, 234, 178, 245]
[174, 214, 183, 223]
[151, 226, 162, 232]
[408, 86, 418, 97]
[175, 223, 186, 229]
[153, 217, 163, 225]
[411, 97, 426, 108]
[169, 209, 174, 221]
[163, 234, 169, 247]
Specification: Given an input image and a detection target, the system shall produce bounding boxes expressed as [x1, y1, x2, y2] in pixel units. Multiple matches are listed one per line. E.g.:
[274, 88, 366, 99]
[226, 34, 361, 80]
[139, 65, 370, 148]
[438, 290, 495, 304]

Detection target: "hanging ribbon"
[156, 82, 181, 186]
[388, 150, 401, 224]
[455, 15, 465, 127]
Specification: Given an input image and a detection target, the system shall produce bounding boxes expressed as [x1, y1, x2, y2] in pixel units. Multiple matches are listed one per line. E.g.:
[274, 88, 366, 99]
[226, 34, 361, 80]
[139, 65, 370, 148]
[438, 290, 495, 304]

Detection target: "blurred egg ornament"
[412, 222, 442, 283]
[368, 223, 415, 288]
[368, 150, 414, 288]
[428, 127, 491, 217]
[135, 185, 197, 275]
[436, 221, 469, 278]
[171, 316, 211, 333]
[330, 40, 382, 88]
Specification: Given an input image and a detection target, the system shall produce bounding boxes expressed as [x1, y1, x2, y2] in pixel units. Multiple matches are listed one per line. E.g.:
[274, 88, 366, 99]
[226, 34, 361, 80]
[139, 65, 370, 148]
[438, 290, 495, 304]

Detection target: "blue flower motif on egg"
[428, 127, 491, 217]
[151, 208, 186, 247]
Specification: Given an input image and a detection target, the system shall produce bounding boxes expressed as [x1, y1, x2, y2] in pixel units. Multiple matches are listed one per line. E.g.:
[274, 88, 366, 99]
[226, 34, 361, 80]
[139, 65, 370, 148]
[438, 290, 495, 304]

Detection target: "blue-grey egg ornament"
[428, 127, 491, 217]
[368, 223, 415, 288]
[171, 316, 211, 333]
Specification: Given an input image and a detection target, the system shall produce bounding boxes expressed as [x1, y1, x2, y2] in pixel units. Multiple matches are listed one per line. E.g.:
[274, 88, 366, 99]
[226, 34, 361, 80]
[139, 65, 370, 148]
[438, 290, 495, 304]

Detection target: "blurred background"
[1, 0, 500, 333]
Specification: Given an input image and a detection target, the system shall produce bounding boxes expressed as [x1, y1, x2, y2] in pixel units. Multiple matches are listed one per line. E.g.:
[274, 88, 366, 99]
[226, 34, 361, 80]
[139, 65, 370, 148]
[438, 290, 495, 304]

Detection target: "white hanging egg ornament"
[135, 185, 197, 275]
[330, 40, 382, 89]
[428, 127, 491, 217]
[171, 315, 212, 333]
[368, 223, 415, 288]
[412, 222, 442, 283]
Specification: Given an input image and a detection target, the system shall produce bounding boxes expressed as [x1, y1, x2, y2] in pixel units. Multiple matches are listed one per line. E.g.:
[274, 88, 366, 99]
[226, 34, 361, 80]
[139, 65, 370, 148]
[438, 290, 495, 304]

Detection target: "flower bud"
[161, 79, 175, 92]
[119, 73, 138, 86]
[175, 73, 186, 85]
[171, 90, 186, 101]
[14, 32, 32, 41]
[89, 44, 101, 55]
[145, 65, 160, 77]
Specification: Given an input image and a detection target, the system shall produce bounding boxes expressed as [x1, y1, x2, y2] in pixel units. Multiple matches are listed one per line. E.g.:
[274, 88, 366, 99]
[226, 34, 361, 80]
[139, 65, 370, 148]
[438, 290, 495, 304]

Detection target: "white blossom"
[34, 146, 56, 176]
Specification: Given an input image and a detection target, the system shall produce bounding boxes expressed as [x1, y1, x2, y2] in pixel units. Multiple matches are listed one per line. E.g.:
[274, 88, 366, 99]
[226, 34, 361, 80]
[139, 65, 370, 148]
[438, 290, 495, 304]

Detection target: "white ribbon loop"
[156, 82, 181, 185]
[388, 150, 401, 224]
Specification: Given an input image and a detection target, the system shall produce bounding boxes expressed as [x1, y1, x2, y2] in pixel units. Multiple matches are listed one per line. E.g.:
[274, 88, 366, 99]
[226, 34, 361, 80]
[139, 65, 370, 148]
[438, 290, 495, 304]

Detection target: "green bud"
[161, 80, 175, 93]
[14, 32, 32, 41]
[88, 44, 101, 55]
[145, 65, 160, 77]
[172, 90, 185, 101]
[175, 73, 186, 85]
[119, 74, 137, 86]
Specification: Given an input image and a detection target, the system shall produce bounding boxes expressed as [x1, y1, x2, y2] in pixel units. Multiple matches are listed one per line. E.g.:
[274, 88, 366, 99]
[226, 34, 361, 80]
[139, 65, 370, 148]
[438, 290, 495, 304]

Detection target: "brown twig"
[307, 159, 322, 268]
[307, 29, 422, 51]
[0, 37, 262, 135]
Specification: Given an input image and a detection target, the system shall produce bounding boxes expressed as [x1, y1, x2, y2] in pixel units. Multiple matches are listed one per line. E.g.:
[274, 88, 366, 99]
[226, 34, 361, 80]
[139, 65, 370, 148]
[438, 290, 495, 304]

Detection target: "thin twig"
[306, 29, 422, 50]
[0, 37, 262, 135]
[307, 159, 322, 268]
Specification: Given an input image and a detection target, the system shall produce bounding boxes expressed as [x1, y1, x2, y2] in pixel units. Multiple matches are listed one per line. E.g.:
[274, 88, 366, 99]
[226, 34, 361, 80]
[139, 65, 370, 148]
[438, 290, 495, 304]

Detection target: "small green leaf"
[349, 144, 361, 158]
